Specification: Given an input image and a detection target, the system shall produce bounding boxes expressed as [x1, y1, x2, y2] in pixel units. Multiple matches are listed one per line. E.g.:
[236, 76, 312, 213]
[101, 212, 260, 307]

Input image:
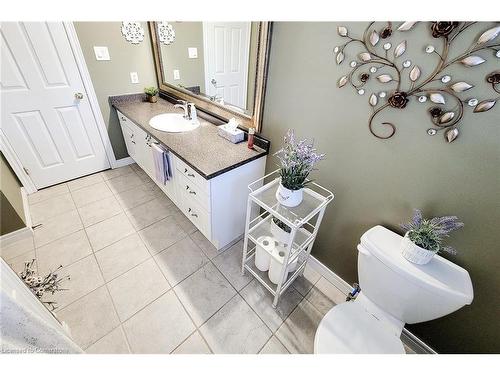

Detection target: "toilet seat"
[314, 302, 405, 354]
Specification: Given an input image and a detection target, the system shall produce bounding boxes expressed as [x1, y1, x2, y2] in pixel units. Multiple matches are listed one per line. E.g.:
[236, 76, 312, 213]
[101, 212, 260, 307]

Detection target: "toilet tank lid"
[359, 226, 473, 304]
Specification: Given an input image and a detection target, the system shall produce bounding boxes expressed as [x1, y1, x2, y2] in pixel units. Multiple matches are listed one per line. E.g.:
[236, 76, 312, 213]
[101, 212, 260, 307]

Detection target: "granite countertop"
[110, 94, 268, 180]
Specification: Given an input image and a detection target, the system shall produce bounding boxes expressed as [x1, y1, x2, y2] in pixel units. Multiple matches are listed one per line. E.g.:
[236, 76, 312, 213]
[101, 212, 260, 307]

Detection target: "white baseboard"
[112, 156, 135, 168]
[0, 226, 33, 247]
[307, 255, 437, 354]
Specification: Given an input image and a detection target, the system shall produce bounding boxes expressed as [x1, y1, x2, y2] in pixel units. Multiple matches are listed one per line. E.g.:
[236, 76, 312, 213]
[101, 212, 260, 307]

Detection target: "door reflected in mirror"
[158, 22, 259, 115]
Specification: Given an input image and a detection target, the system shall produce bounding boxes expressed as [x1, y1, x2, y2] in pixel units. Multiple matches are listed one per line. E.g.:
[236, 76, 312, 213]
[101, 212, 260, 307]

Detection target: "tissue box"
[217, 123, 245, 143]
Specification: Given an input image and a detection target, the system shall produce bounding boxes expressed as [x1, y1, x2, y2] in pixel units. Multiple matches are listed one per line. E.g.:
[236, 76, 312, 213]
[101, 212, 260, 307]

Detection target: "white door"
[203, 22, 250, 109]
[0, 22, 110, 189]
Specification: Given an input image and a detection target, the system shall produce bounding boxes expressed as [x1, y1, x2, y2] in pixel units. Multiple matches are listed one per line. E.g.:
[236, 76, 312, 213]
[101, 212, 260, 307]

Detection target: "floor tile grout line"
[67, 175, 105, 193]
[120, 255, 213, 354]
[203, 241, 323, 353]
[27, 183, 69, 206]
[165, 249, 273, 354]
[105, 207, 212, 354]
[104, 171, 148, 196]
[268, 273, 325, 354]
[32, 213, 84, 250]
[67, 186, 131, 352]
[1, 245, 36, 264]
[128, 207, 178, 238]
[25, 165, 163, 352]
[34, 165, 321, 354]
[145, 235, 215, 354]
[28, 193, 77, 225]
[113, 187, 163, 212]
[169, 287, 215, 354]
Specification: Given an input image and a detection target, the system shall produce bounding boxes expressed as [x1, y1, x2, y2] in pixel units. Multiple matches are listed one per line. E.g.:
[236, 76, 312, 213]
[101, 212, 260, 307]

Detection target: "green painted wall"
[74, 22, 157, 160]
[161, 22, 206, 93]
[0, 152, 26, 235]
[261, 22, 500, 353]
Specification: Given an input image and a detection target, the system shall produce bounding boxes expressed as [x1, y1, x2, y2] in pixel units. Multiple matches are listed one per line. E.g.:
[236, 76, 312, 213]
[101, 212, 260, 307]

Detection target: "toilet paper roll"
[268, 247, 287, 284]
[255, 236, 275, 272]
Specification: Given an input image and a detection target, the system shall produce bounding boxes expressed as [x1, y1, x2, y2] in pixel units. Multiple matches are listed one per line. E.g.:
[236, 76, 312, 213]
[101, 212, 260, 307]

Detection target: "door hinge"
[23, 167, 30, 175]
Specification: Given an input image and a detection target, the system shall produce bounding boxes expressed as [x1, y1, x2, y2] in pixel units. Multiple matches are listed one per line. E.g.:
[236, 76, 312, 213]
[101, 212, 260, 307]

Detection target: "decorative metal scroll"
[334, 22, 500, 143]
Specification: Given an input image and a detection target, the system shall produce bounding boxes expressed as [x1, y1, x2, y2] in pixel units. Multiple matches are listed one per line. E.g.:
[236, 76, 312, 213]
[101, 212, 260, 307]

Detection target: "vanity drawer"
[175, 157, 210, 194]
[178, 173, 210, 211]
[179, 192, 211, 239]
[117, 110, 130, 128]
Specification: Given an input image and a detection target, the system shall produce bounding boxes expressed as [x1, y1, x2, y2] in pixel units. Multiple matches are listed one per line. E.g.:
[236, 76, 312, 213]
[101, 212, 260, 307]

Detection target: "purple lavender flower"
[275, 129, 325, 190]
[400, 209, 464, 254]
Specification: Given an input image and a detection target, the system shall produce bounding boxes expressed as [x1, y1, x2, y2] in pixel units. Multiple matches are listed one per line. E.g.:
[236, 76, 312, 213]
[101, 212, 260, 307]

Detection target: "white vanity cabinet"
[117, 110, 266, 250]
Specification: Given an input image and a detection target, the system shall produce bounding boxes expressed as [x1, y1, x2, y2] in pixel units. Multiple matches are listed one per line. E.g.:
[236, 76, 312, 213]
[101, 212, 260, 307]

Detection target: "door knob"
[74, 92, 84, 100]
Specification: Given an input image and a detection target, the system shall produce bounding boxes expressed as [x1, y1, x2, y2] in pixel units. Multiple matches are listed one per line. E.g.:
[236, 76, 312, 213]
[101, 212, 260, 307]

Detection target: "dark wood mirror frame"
[149, 22, 272, 131]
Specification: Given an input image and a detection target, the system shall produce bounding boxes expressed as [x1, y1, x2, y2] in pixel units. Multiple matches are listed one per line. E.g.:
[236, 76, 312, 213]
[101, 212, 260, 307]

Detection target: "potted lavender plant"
[275, 129, 324, 207]
[400, 209, 464, 265]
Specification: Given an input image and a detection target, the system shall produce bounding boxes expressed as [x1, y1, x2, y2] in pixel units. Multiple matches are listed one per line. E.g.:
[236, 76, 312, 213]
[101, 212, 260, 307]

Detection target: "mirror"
[149, 22, 271, 130]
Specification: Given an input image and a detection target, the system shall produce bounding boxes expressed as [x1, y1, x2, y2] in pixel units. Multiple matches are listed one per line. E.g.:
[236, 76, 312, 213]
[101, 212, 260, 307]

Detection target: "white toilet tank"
[357, 226, 474, 324]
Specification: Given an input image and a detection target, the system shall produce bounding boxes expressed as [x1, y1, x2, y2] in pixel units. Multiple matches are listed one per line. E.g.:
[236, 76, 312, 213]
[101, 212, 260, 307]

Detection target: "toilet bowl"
[314, 225, 474, 354]
[314, 301, 405, 354]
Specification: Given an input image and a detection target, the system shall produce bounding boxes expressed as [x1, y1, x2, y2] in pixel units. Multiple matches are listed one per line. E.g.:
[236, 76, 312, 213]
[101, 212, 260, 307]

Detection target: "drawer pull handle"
[187, 173, 195, 177]
[131, 140, 136, 144]
[186, 185, 190, 190]
[189, 191, 196, 195]
[121, 116, 126, 121]
[191, 213, 198, 218]
[184, 168, 188, 173]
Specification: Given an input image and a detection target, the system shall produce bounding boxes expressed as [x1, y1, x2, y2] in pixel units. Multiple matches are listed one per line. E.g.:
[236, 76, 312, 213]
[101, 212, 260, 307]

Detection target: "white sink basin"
[149, 113, 200, 133]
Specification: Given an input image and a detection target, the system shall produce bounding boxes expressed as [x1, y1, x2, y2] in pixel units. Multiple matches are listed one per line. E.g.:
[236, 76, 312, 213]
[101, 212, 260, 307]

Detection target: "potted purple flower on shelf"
[400, 209, 464, 265]
[275, 129, 325, 207]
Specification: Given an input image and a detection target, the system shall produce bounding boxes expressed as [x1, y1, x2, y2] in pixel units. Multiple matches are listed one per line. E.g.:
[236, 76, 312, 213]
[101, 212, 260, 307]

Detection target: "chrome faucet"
[174, 100, 196, 121]
[174, 100, 189, 119]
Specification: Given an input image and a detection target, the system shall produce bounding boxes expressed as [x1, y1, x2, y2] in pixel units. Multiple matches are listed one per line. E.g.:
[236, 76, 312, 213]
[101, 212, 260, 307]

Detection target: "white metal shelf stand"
[241, 170, 334, 308]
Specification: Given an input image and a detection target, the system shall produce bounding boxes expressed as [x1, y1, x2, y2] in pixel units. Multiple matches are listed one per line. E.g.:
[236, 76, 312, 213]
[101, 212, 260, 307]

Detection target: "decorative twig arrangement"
[335, 22, 500, 142]
[19, 259, 70, 311]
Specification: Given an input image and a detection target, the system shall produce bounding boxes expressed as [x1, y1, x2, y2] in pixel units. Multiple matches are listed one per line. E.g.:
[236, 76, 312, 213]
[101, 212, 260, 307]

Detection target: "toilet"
[314, 225, 474, 354]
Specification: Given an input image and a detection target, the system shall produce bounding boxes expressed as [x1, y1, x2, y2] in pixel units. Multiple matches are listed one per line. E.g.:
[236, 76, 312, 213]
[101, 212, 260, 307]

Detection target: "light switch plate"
[93, 46, 110, 61]
[188, 47, 198, 59]
[130, 72, 139, 84]
[173, 69, 180, 80]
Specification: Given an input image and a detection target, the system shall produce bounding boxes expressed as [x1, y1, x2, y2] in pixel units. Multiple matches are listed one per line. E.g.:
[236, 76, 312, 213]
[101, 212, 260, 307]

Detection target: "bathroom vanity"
[111, 94, 268, 250]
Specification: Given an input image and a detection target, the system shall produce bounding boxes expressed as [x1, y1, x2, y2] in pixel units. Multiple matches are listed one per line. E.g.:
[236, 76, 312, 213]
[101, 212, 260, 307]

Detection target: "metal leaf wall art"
[334, 22, 500, 143]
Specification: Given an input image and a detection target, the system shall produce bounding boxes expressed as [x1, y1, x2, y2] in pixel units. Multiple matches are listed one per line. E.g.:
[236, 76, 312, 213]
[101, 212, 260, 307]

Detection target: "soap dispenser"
[188, 103, 197, 122]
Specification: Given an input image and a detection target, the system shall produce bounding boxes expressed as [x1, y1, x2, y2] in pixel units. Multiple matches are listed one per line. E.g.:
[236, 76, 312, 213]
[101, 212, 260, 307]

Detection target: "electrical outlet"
[173, 70, 180, 80]
[188, 47, 198, 58]
[130, 72, 139, 84]
[93, 46, 110, 61]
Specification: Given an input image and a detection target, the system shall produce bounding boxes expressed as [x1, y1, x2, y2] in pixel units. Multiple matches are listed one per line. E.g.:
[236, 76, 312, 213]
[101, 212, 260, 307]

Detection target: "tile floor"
[1, 164, 414, 354]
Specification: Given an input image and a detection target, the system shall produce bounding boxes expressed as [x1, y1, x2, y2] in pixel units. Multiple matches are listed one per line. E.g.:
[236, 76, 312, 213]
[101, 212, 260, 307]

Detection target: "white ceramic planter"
[254, 236, 275, 272]
[276, 183, 303, 207]
[400, 232, 438, 265]
[270, 219, 291, 244]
